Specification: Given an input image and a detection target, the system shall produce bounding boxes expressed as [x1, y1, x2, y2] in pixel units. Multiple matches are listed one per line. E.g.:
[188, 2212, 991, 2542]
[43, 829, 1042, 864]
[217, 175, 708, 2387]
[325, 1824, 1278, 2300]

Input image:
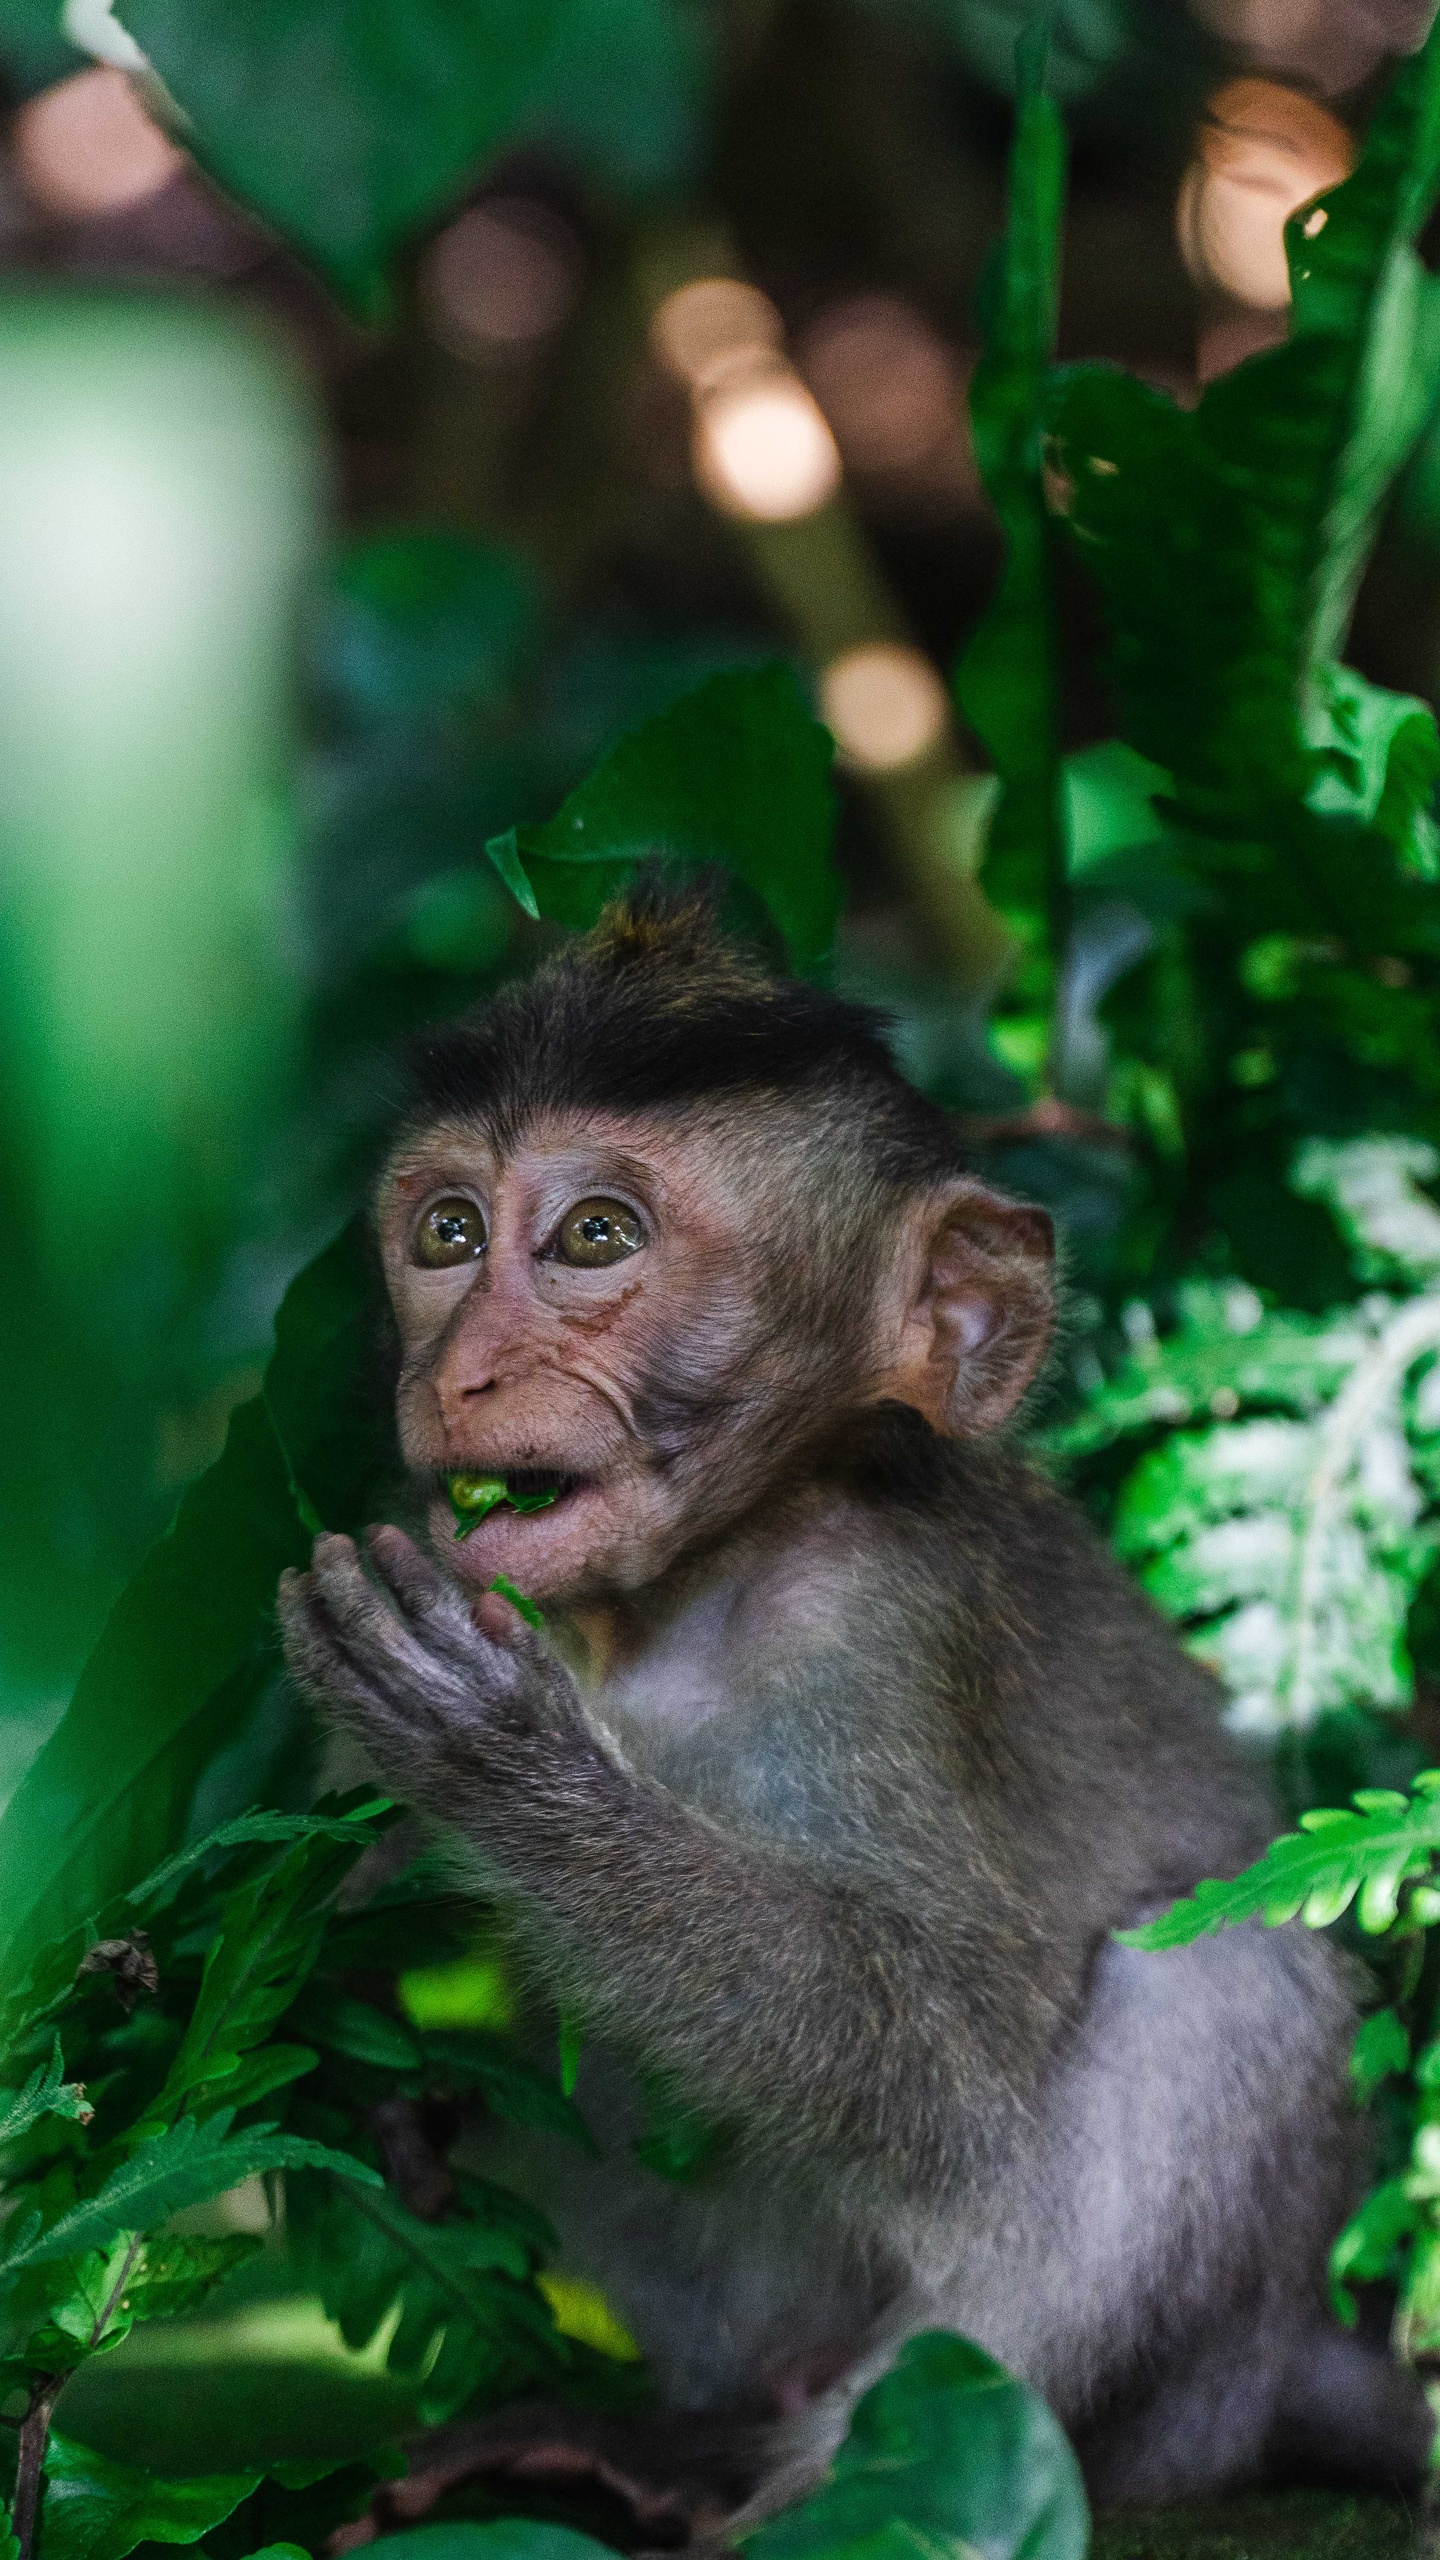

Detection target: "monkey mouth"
[501, 1468, 583, 1501]
[434, 1465, 587, 1513]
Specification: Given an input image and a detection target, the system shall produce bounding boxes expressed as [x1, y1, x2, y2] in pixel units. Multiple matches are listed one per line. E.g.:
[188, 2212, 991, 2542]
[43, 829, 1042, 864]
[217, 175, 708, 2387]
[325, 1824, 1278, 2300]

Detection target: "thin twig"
[12, 2376, 61, 2560]
[87, 2234, 142, 2351]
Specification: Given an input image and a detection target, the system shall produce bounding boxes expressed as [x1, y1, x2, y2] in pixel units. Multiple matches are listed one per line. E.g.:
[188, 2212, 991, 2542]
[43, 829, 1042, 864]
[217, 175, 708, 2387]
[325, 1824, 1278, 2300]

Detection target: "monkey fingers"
[276, 1567, 409, 1735]
[303, 1536, 481, 1719]
[364, 1522, 519, 1681]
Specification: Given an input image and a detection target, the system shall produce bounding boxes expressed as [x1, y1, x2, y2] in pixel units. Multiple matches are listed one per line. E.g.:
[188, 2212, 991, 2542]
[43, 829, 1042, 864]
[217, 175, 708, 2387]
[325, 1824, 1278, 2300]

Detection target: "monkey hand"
[276, 1526, 602, 1824]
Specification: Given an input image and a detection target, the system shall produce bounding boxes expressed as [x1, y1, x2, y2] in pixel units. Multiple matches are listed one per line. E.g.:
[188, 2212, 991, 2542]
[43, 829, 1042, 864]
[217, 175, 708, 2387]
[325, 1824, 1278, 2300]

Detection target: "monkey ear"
[879, 1180, 1055, 1438]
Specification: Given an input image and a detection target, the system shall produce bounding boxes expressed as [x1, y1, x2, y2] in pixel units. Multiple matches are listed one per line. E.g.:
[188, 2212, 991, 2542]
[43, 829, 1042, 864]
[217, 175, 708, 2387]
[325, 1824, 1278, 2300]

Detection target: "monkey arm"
[277, 1527, 1061, 2205]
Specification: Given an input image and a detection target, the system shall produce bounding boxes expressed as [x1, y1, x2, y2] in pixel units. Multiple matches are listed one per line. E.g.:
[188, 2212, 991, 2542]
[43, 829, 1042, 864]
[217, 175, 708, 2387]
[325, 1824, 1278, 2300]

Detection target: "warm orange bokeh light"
[820, 642, 950, 772]
[1176, 79, 1354, 309]
[651, 278, 783, 393]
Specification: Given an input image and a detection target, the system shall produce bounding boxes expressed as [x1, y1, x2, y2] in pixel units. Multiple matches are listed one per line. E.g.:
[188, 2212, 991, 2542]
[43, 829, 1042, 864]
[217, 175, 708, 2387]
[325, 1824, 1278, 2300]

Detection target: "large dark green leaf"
[0, 0, 82, 94]
[953, 21, 1068, 934]
[0, 1222, 394, 1999]
[487, 665, 840, 974]
[742, 2331, 1089, 2560]
[113, 0, 701, 320]
[347, 2528, 612, 2560]
[40, 2433, 260, 2560]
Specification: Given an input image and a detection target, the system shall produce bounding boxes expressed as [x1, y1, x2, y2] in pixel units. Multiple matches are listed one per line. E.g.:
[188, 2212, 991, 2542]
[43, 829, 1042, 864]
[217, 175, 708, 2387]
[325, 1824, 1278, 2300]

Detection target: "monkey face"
[376, 1108, 783, 1605]
[376, 1096, 1055, 1609]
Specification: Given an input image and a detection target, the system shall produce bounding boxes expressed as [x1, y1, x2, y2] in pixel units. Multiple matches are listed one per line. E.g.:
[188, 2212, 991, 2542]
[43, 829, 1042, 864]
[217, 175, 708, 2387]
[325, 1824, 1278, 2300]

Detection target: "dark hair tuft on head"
[398, 868, 963, 1183]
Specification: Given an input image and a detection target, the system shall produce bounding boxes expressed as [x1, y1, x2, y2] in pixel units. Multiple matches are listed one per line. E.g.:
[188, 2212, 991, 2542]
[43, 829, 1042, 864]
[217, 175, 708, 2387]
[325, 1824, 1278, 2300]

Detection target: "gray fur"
[283, 1431, 1432, 2512]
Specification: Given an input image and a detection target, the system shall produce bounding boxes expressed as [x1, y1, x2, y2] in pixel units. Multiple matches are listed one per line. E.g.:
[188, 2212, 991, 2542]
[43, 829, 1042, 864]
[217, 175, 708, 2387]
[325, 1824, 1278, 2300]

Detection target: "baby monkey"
[278, 883, 1431, 2521]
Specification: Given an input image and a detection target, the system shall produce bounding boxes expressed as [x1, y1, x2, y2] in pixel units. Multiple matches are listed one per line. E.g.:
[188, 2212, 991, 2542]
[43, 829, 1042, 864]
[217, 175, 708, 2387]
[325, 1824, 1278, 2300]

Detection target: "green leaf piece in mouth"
[487, 1573, 545, 1629]
[448, 1473, 562, 1537]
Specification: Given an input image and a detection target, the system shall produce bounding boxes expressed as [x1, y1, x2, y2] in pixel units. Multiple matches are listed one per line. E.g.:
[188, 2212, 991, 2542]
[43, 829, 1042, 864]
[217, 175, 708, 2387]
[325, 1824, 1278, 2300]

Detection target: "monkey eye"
[413, 1193, 487, 1268]
[553, 1196, 645, 1268]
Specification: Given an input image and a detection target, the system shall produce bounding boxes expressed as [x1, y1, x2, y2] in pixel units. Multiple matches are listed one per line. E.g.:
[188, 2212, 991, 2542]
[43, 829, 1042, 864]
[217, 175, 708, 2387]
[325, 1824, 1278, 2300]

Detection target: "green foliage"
[1050, 1139, 1440, 1732]
[742, 2332, 1089, 2560]
[0, 2048, 92, 2151]
[0, 1222, 393, 1993]
[1120, 1768, 1440, 1949]
[487, 664, 841, 974]
[1125, 1759, 1440, 2346]
[955, 11, 1440, 1211]
[1047, 19, 1440, 840]
[0, 1791, 590, 2559]
[341, 2532, 617, 2560]
[111, 0, 700, 320]
[38, 2435, 262, 2560]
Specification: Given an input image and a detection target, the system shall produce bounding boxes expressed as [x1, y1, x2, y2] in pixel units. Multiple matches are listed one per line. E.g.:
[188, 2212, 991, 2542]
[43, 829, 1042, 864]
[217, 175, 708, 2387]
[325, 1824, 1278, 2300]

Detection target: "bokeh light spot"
[651, 277, 783, 392]
[422, 198, 582, 362]
[1176, 79, 1353, 309]
[820, 642, 950, 772]
[799, 295, 963, 475]
[693, 368, 842, 522]
[15, 66, 183, 220]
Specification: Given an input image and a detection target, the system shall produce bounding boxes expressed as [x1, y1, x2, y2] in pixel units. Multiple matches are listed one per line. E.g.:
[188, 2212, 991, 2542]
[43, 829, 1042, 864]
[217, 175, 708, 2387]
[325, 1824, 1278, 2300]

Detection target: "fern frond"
[1119, 1769, 1440, 1949]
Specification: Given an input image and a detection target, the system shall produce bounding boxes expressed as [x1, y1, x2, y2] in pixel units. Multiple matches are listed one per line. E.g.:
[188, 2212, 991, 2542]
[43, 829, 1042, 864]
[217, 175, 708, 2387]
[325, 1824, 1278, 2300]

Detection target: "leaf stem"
[88, 2232, 143, 2349]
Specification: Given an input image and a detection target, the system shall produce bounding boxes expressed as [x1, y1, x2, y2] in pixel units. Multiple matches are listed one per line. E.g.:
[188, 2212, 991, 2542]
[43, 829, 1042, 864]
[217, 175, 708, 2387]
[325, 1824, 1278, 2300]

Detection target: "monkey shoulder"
[830, 1416, 1283, 1911]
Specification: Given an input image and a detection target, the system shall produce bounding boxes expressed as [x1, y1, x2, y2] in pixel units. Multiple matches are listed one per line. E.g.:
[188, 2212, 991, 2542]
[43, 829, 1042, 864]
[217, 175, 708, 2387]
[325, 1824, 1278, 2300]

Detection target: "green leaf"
[1054, 1154, 1440, 1735]
[1061, 739, 1173, 880]
[128, 1799, 394, 1922]
[113, 0, 565, 321]
[39, 2432, 260, 2560]
[0, 2112, 379, 2277]
[1351, 2005, 1411, 2102]
[487, 665, 840, 974]
[1330, 2175, 1419, 2324]
[741, 2330, 1088, 2560]
[0, 2038, 90, 2148]
[290, 1987, 422, 2073]
[0, 0, 81, 94]
[331, 2528, 614, 2560]
[420, 2032, 598, 2153]
[1046, 1280, 1367, 1462]
[0, 1222, 394, 1996]
[150, 1821, 392, 2122]
[119, 2231, 264, 2325]
[1119, 1768, 1440, 1951]
[1048, 17, 1440, 836]
[954, 22, 1068, 936]
[1291, 1136, 1440, 1288]
[287, 2171, 566, 2426]
[116, 0, 704, 314]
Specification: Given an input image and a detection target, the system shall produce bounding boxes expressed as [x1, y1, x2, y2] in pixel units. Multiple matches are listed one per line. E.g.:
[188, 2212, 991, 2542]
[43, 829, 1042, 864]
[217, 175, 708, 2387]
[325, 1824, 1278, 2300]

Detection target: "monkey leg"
[337, 2402, 773, 2553]
[1263, 2324, 1434, 2491]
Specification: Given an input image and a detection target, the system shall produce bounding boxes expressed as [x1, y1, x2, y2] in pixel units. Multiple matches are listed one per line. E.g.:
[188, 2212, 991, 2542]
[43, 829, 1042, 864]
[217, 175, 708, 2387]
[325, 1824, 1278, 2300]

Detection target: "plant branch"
[88, 2232, 142, 2350]
[12, 2376, 60, 2560]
